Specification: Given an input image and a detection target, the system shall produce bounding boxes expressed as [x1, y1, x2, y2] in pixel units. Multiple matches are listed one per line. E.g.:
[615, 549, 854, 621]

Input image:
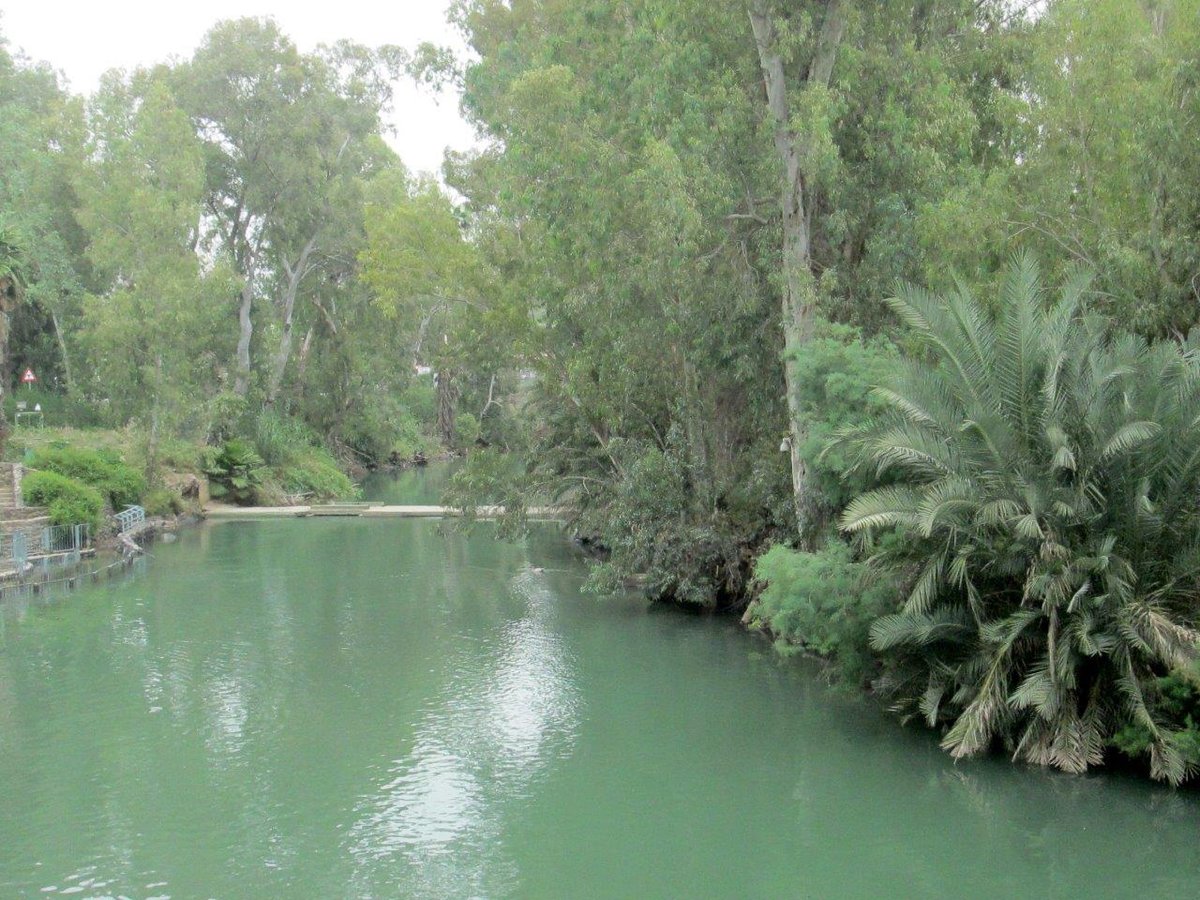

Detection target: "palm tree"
[841, 256, 1200, 783]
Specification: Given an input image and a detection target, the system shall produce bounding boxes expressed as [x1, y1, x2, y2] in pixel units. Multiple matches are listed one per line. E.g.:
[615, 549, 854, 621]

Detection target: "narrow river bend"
[0, 471, 1197, 898]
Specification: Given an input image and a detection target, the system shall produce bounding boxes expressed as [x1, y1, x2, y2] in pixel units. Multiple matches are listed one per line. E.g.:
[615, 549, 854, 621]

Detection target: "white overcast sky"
[0, 0, 477, 176]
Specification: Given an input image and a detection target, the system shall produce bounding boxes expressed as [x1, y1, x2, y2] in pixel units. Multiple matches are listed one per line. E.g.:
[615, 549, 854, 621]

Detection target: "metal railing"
[0, 523, 91, 580]
[0, 532, 27, 568]
[42, 524, 90, 555]
[115, 505, 146, 534]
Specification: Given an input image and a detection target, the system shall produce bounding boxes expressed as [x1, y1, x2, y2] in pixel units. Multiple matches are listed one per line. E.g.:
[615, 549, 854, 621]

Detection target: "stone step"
[1, 505, 47, 522]
[2, 519, 53, 540]
[0, 462, 21, 508]
[306, 501, 383, 517]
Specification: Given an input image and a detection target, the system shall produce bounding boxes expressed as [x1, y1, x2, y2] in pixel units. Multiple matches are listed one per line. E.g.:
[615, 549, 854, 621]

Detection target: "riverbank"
[0, 426, 440, 517]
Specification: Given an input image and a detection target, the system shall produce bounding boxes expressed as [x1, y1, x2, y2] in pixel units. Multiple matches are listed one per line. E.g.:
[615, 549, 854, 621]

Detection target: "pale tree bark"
[219, 200, 263, 400]
[50, 309, 74, 394]
[265, 234, 319, 407]
[479, 373, 499, 421]
[146, 353, 163, 482]
[0, 281, 12, 457]
[436, 369, 459, 448]
[233, 275, 255, 397]
[748, 0, 846, 546]
[295, 325, 315, 384]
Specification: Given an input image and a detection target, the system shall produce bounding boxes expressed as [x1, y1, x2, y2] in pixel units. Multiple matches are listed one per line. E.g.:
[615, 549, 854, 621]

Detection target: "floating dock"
[204, 503, 563, 520]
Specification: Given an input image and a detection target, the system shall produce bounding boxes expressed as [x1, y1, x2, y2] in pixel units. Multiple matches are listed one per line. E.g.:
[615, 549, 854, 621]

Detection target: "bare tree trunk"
[0, 301, 9, 458]
[296, 325, 315, 383]
[436, 369, 459, 448]
[50, 309, 74, 393]
[266, 235, 318, 408]
[479, 373, 499, 420]
[748, 0, 846, 547]
[146, 353, 163, 483]
[234, 277, 254, 397]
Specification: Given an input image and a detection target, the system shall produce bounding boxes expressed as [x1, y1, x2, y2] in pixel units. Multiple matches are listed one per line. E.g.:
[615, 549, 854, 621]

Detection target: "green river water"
[0, 468, 1198, 898]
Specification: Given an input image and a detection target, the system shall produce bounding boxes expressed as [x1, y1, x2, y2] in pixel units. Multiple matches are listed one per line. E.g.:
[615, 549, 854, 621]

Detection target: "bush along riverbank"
[743, 260, 1200, 786]
[447, 259, 1200, 787]
[2, 415, 429, 522]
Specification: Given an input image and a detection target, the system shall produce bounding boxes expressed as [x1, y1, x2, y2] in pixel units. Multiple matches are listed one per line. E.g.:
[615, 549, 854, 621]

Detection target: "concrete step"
[2, 517, 53, 543]
[0, 462, 21, 508]
[307, 501, 383, 517]
[1, 505, 47, 522]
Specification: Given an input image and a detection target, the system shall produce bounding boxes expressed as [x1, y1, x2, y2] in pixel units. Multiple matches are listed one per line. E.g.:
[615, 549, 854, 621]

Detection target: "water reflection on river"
[345, 567, 579, 898]
[0, 467, 1197, 897]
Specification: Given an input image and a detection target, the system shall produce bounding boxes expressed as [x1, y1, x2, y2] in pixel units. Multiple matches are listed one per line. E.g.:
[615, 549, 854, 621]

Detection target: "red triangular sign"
[21, 368, 36, 383]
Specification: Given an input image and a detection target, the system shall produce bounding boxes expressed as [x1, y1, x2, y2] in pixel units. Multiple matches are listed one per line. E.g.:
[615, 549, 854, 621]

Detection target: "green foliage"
[445, 448, 532, 537]
[455, 411, 481, 447]
[789, 321, 898, 522]
[842, 257, 1200, 783]
[142, 486, 184, 518]
[206, 392, 250, 444]
[565, 429, 789, 608]
[749, 542, 898, 684]
[389, 411, 437, 464]
[2, 388, 102, 428]
[22, 469, 104, 528]
[275, 451, 357, 501]
[399, 380, 436, 425]
[246, 410, 355, 500]
[339, 396, 425, 466]
[201, 439, 266, 505]
[252, 410, 319, 467]
[30, 445, 145, 508]
[1112, 664, 1200, 772]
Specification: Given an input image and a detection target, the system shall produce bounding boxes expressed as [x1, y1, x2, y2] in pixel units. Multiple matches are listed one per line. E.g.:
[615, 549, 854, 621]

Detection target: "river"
[0, 467, 1196, 898]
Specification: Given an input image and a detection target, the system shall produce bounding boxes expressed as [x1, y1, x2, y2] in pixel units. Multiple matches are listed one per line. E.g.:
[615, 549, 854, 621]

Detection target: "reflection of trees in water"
[345, 566, 579, 899]
[779, 680, 1200, 897]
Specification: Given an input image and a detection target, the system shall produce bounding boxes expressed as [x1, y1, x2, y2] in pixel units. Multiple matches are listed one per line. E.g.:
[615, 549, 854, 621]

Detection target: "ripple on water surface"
[0, 495, 1198, 898]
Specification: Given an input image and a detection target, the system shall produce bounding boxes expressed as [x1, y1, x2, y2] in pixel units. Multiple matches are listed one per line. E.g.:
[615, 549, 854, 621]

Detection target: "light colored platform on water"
[204, 504, 563, 520]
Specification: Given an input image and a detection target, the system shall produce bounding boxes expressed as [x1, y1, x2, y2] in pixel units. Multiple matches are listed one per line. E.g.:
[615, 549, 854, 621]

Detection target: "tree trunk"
[146, 353, 163, 483]
[234, 276, 254, 397]
[50, 309, 74, 393]
[748, 0, 846, 547]
[436, 369, 459, 448]
[0, 304, 9, 459]
[296, 325, 315, 383]
[266, 235, 318, 408]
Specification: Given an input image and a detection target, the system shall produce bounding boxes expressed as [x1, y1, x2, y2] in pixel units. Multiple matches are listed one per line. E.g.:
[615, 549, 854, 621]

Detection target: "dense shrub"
[30, 445, 145, 509]
[389, 409, 437, 463]
[399, 380, 436, 424]
[202, 439, 266, 505]
[788, 321, 898, 523]
[23, 470, 104, 528]
[338, 392, 439, 466]
[2, 388, 104, 428]
[253, 411, 319, 467]
[1112, 664, 1200, 771]
[142, 486, 183, 518]
[206, 392, 249, 444]
[340, 400, 406, 465]
[842, 258, 1200, 783]
[749, 542, 898, 684]
[455, 411, 481, 447]
[277, 451, 357, 500]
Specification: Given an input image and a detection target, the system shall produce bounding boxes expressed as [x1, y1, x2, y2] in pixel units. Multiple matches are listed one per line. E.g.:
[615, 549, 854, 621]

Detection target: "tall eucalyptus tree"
[176, 18, 401, 402]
